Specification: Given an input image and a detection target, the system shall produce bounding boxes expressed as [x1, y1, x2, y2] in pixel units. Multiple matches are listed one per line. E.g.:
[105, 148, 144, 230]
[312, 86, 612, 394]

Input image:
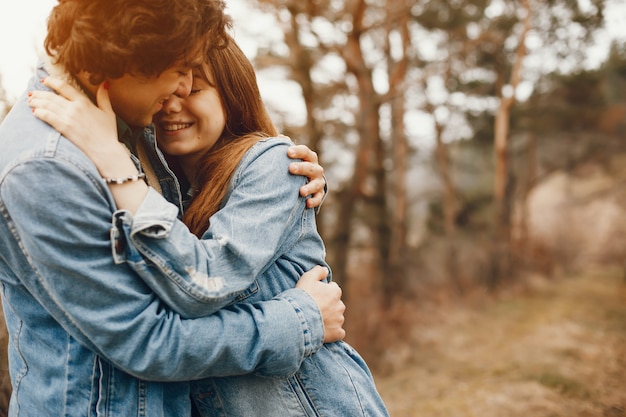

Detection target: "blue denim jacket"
[115, 137, 389, 416]
[0, 67, 325, 416]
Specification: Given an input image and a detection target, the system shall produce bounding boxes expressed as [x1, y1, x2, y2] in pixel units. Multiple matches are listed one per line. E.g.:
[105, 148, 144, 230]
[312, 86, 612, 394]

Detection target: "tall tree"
[252, 0, 414, 298]
[489, 0, 531, 287]
[487, 0, 603, 286]
[242, 0, 605, 296]
[385, 5, 412, 300]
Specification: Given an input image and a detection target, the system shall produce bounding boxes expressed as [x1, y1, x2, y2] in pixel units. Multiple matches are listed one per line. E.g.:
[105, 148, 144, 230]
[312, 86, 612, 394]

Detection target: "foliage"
[515, 38, 626, 147]
[234, 0, 616, 304]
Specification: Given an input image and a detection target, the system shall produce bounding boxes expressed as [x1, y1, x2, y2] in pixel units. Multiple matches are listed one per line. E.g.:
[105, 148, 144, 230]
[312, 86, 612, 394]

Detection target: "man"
[0, 0, 344, 415]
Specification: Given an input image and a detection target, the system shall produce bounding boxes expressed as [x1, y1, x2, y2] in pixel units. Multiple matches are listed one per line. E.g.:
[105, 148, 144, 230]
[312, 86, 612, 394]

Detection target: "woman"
[29, 36, 389, 416]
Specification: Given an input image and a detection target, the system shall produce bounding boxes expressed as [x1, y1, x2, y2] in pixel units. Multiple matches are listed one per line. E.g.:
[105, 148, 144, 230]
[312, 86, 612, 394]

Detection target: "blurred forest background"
[1, 0, 626, 415]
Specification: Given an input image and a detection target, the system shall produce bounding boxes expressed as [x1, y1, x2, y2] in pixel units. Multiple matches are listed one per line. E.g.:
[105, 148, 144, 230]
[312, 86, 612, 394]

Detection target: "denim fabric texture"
[119, 137, 390, 416]
[0, 64, 324, 416]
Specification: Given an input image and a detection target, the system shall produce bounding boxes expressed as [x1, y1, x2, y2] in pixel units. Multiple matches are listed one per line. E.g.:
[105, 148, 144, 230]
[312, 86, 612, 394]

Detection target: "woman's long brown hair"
[181, 36, 278, 236]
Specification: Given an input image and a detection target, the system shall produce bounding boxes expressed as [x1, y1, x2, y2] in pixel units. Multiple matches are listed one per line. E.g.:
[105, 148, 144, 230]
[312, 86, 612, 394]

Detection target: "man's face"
[106, 64, 194, 127]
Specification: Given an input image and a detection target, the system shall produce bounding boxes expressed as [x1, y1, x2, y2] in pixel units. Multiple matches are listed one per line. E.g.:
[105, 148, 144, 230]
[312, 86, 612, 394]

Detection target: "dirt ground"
[373, 266, 626, 417]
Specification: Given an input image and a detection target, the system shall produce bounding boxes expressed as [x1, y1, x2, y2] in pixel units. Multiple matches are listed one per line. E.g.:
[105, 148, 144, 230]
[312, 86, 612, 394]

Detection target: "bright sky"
[0, 0, 54, 100]
[0, 0, 268, 101]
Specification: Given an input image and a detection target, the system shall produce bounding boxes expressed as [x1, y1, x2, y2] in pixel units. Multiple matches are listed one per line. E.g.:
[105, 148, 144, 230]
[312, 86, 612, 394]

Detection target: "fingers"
[306, 191, 325, 209]
[290, 163, 325, 197]
[28, 76, 85, 129]
[297, 265, 330, 285]
[295, 266, 346, 343]
[28, 90, 73, 132]
[41, 77, 85, 103]
[298, 176, 325, 209]
[326, 327, 347, 343]
[28, 90, 65, 112]
[322, 282, 346, 343]
[27, 79, 118, 150]
[328, 328, 347, 342]
[287, 145, 326, 207]
[328, 281, 343, 298]
[288, 145, 319, 164]
[290, 161, 324, 181]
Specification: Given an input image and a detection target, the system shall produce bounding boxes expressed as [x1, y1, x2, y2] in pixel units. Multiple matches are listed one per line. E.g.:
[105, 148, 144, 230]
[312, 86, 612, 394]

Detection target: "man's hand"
[296, 266, 346, 343]
[287, 145, 326, 209]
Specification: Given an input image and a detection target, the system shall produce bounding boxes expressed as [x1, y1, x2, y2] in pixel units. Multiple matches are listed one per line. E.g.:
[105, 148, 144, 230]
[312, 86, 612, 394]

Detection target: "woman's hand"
[287, 145, 327, 209]
[28, 77, 132, 178]
[29, 77, 148, 214]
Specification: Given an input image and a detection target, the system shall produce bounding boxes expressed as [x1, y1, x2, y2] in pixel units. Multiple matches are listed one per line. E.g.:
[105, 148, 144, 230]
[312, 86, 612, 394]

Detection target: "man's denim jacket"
[0, 66, 324, 416]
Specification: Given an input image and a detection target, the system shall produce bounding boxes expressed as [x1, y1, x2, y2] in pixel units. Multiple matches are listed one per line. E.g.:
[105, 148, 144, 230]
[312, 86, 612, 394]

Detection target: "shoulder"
[231, 137, 304, 188]
[246, 136, 294, 158]
[237, 137, 296, 171]
[0, 101, 95, 183]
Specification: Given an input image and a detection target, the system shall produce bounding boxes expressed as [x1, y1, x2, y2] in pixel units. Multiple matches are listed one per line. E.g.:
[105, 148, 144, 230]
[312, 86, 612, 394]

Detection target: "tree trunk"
[383, 4, 411, 303]
[434, 118, 463, 293]
[490, 0, 531, 289]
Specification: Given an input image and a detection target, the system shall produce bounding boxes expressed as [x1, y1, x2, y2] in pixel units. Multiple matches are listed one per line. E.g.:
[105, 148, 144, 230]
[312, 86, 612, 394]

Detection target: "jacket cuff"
[130, 187, 180, 237]
[280, 288, 325, 357]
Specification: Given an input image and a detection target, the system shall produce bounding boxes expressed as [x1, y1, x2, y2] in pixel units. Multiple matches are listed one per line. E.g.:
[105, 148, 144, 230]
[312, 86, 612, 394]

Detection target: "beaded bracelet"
[102, 172, 146, 185]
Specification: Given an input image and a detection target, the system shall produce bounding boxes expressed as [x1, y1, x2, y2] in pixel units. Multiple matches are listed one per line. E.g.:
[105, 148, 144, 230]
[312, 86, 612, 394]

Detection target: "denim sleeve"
[1, 154, 322, 380]
[121, 139, 311, 318]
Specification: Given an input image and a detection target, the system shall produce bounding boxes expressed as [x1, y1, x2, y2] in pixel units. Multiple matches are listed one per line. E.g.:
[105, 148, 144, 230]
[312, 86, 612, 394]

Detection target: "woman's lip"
[159, 122, 193, 132]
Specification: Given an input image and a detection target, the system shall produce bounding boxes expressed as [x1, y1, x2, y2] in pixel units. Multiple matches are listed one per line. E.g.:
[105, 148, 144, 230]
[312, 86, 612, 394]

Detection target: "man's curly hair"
[45, 0, 231, 83]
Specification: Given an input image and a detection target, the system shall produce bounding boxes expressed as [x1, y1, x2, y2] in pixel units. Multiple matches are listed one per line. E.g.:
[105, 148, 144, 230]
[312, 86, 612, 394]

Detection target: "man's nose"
[174, 70, 193, 98]
[162, 95, 183, 114]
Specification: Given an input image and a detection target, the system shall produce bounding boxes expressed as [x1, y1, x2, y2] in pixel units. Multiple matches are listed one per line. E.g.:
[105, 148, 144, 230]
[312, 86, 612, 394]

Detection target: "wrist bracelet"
[102, 172, 146, 185]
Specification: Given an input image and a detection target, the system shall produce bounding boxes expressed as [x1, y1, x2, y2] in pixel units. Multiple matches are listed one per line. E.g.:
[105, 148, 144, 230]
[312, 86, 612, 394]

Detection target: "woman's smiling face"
[153, 68, 226, 168]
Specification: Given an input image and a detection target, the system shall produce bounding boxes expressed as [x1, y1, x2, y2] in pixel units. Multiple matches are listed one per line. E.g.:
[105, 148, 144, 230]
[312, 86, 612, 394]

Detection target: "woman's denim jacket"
[116, 138, 389, 416]
[0, 67, 325, 416]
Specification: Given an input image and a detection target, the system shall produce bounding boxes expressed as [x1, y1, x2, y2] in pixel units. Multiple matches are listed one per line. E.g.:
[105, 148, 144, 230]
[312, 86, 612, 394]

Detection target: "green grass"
[532, 372, 591, 399]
